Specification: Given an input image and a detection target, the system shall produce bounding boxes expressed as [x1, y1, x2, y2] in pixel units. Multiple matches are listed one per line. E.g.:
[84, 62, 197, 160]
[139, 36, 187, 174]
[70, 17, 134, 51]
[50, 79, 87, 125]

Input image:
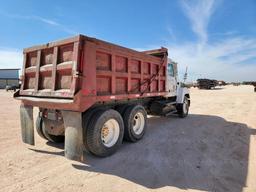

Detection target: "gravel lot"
[0, 85, 255, 192]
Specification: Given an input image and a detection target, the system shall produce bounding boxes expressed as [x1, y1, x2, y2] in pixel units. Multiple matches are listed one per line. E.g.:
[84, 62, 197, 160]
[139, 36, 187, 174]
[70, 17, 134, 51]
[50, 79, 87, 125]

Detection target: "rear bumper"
[14, 90, 80, 111]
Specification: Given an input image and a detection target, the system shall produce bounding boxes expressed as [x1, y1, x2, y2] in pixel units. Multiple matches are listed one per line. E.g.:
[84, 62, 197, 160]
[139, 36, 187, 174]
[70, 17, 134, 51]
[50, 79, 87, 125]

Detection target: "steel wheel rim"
[132, 112, 145, 135]
[101, 119, 120, 147]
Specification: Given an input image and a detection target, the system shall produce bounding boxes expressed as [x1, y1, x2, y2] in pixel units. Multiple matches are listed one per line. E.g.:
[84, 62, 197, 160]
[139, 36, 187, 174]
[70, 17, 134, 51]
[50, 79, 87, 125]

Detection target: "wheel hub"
[101, 126, 109, 137]
[101, 119, 120, 147]
[132, 112, 145, 135]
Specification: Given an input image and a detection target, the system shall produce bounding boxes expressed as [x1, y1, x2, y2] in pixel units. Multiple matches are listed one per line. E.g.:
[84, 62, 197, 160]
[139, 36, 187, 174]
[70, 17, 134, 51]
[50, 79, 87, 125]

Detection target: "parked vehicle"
[6, 85, 17, 92]
[14, 35, 190, 160]
[243, 81, 256, 92]
[218, 80, 227, 86]
[197, 78, 218, 89]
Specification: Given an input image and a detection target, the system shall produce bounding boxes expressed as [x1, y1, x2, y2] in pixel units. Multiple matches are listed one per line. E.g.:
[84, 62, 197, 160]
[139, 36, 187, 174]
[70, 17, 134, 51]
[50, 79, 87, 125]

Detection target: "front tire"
[123, 105, 147, 142]
[177, 96, 189, 118]
[86, 109, 124, 157]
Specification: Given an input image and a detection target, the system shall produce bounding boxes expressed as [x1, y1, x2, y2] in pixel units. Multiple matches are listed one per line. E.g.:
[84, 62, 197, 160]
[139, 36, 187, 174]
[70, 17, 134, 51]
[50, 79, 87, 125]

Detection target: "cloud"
[35, 17, 59, 26]
[211, 30, 239, 37]
[161, 0, 256, 82]
[167, 37, 256, 82]
[181, 0, 217, 46]
[0, 12, 78, 35]
[0, 48, 23, 70]
[166, 26, 176, 42]
[33, 16, 78, 35]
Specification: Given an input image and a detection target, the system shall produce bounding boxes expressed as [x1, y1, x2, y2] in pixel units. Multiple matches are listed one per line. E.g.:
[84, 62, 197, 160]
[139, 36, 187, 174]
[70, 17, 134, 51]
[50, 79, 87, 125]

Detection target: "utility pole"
[183, 66, 188, 83]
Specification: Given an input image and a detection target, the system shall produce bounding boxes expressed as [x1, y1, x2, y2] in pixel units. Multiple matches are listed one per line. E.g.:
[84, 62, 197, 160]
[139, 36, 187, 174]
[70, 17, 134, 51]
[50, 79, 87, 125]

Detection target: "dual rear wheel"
[36, 100, 189, 157]
[36, 116, 64, 143]
[83, 105, 147, 157]
[123, 105, 147, 142]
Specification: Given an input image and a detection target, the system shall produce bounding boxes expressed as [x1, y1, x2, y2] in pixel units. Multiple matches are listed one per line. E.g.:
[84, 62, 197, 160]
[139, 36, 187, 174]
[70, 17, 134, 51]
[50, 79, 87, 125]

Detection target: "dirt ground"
[0, 85, 256, 192]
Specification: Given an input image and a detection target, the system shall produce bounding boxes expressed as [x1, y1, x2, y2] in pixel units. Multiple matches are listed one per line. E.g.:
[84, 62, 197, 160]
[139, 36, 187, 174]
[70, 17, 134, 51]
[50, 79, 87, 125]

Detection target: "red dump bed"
[15, 35, 168, 112]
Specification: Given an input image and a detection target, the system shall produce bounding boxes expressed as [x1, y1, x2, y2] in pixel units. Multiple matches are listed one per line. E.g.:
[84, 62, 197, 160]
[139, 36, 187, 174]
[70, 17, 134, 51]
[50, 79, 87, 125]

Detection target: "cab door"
[166, 60, 177, 97]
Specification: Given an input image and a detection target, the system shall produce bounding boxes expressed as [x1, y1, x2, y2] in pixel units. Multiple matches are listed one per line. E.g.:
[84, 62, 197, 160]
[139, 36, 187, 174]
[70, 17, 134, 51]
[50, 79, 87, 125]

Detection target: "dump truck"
[14, 35, 190, 161]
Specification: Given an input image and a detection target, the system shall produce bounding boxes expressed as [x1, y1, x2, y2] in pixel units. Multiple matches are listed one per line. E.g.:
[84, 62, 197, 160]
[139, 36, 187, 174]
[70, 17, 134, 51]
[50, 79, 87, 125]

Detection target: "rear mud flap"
[20, 105, 35, 145]
[62, 111, 84, 161]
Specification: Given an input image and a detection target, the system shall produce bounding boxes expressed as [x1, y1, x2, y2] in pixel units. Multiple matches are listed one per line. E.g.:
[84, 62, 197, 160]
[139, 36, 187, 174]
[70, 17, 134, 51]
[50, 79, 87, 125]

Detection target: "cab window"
[168, 63, 174, 77]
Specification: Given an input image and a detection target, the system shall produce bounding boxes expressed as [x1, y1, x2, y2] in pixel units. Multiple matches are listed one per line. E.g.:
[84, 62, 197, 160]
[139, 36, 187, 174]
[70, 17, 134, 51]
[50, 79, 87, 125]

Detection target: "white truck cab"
[166, 58, 190, 104]
[166, 59, 178, 97]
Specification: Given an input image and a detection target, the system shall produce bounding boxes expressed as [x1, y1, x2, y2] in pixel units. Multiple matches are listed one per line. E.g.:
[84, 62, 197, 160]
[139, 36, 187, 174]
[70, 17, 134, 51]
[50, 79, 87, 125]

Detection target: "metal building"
[0, 69, 20, 89]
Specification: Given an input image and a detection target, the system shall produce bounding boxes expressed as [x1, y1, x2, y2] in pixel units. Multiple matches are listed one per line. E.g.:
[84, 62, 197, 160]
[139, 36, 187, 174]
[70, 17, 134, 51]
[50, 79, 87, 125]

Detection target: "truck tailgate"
[19, 35, 82, 98]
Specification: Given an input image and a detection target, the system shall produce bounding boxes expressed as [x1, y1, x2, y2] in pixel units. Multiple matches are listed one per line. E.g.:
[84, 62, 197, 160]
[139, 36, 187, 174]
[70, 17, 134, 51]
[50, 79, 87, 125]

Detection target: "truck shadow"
[72, 114, 255, 192]
[30, 114, 256, 191]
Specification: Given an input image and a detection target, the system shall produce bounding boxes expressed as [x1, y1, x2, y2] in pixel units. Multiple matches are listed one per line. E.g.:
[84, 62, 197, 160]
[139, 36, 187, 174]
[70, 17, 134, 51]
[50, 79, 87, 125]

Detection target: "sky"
[0, 0, 255, 82]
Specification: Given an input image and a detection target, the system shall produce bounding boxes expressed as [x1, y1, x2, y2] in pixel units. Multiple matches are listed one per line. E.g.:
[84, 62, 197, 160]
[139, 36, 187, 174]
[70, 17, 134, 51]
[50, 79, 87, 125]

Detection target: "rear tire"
[82, 107, 104, 151]
[36, 116, 64, 143]
[86, 109, 124, 157]
[177, 96, 189, 118]
[115, 105, 130, 116]
[123, 105, 147, 142]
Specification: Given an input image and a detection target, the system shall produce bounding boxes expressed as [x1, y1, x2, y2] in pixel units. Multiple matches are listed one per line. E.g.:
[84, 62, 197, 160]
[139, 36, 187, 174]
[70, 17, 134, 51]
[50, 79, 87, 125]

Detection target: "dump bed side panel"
[20, 36, 82, 98]
[82, 38, 167, 102]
